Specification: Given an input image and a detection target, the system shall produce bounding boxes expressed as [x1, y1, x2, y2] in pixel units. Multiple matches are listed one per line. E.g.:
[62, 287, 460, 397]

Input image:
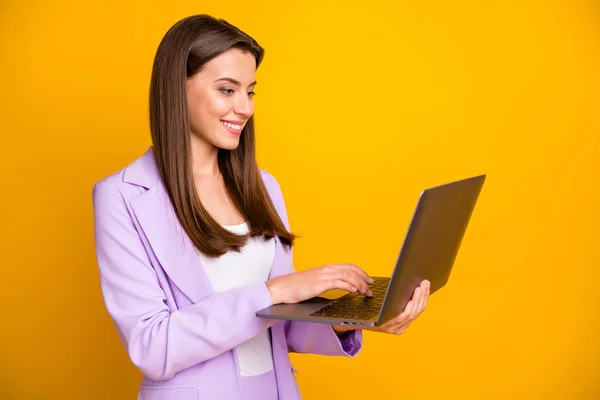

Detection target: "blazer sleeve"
[92, 179, 276, 381]
[260, 170, 363, 358]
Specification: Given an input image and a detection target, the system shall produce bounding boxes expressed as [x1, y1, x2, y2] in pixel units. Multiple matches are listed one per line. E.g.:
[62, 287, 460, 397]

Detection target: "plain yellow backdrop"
[0, 0, 598, 399]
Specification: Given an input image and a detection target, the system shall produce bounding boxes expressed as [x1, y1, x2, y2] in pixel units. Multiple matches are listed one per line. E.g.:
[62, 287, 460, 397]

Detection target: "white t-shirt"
[197, 222, 276, 377]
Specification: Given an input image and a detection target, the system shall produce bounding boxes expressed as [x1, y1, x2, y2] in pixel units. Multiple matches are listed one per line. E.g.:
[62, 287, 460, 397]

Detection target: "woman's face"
[186, 48, 257, 152]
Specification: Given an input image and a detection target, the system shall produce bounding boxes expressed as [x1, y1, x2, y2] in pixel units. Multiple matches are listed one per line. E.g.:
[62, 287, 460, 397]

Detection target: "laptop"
[256, 174, 486, 327]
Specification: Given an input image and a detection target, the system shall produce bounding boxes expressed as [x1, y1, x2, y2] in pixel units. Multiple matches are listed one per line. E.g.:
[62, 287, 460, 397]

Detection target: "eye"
[248, 91, 256, 98]
[219, 88, 235, 95]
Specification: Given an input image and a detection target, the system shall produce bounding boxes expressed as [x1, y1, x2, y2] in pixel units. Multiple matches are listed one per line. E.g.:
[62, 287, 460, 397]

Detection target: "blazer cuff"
[333, 326, 363, 357]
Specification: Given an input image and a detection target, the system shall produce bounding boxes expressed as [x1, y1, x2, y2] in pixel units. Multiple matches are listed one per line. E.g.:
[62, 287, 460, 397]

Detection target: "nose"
[233, 92, 253, 119]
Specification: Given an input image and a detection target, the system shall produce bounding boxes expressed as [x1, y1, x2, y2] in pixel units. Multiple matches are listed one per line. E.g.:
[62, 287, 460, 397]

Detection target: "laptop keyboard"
[310, 277, 390, 320]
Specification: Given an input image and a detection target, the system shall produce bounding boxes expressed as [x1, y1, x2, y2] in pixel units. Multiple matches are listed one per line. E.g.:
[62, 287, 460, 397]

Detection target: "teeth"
[221, 121, 242, 130]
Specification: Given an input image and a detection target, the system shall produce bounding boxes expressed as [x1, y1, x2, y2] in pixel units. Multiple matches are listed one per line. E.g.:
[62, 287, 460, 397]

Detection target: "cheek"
[188, 92, 229, 133]
[210, 96, 232, 119]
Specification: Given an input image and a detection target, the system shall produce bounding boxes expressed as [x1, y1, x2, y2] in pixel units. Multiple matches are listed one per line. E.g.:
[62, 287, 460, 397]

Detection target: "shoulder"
[259, 168, 285, 201]
[91, 169, 136, 216]
[259, 168, 290, 228]
[92, 167, 144, 205]
[92, 148, 155, 202]
[92, 168, 125, 200]
[259, 168, 281, 189]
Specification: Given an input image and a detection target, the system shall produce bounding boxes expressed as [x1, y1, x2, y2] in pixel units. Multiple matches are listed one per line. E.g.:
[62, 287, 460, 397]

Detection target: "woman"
[92, 14, 430, 400]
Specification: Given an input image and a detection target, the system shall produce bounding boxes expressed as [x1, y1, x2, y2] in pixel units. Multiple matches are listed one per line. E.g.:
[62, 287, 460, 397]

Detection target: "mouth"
[220, 120, 243, 135]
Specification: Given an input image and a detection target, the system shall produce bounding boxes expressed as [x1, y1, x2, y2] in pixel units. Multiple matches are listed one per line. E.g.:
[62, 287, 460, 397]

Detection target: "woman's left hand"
[332, 279, 430, 336]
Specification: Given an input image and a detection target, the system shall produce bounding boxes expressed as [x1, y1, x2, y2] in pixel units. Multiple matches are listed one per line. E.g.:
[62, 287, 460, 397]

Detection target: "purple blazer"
[92, 147, 363, 400]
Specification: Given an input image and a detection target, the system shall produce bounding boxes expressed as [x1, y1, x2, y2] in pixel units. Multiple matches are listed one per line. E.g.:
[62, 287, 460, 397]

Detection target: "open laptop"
[256, 174, 486, 327]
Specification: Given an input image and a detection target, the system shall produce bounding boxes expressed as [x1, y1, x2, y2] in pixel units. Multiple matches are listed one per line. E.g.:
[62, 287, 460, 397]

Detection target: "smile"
[221, 120, 243, 131]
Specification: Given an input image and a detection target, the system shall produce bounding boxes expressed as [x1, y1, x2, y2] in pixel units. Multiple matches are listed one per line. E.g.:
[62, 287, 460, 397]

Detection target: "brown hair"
[149, 14, 295, 258]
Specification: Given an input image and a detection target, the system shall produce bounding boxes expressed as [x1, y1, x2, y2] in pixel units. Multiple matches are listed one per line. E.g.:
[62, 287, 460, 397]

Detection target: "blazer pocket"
[139, 385, 197, 400]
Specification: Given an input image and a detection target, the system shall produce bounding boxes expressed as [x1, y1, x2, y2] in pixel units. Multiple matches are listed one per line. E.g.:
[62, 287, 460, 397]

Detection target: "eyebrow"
[214, 77, 257, 87]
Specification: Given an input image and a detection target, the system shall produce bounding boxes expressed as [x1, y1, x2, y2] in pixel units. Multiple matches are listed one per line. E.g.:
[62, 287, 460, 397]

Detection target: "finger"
[393, 323, 409, 335]
[384, 293, 427, 333]
[319, 278, 357, 294]
[402, 286, 426, 324]
[406, 284, 424, 318]
[313, 273, 357, 294]
[414, 280, 428, 315]
[377, 316, 399, 330]
[332, 270, 371, 296]
[333, 264, 374, 285]
[411, 284, 421, 301]
[378, 318, 404, 335]
[391, 305, 418, 332]
[387, 314, 412, 335]
[416, 285, 426, 316]
[417, 281, 430, 315]
[384, 301, 414, 327]
[330, 265, 372, 294]
[409, 287, 421, 319]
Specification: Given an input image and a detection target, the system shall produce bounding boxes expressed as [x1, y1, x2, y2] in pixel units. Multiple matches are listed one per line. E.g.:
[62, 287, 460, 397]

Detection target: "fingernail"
[368, 277, 374, 284]
[351, 286, 357, 292]
[368, 290, 373, 297]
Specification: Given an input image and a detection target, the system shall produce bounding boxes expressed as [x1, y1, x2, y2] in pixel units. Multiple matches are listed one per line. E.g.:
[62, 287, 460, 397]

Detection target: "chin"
[217, 138, 241, 151]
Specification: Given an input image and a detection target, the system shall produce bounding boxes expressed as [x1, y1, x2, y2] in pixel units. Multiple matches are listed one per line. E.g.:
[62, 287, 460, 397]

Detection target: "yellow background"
[1, 0, 598, 398]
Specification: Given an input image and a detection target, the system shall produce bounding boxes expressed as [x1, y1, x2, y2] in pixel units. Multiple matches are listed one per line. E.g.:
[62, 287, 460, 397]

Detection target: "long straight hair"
[149, 14, 295, 258]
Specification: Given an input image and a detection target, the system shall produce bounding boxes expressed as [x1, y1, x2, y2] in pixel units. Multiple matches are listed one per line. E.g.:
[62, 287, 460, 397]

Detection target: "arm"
[284, 319, 362, 357]
[92, 180, 275, 381]
[261, 171, 363, 358]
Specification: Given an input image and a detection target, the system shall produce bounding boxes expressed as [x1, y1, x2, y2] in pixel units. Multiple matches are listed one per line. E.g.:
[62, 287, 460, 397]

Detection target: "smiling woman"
[91, 13, 427, 400]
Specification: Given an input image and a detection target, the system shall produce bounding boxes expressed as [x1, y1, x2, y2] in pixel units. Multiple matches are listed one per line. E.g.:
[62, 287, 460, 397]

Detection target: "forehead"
[201, 48, 257, 83]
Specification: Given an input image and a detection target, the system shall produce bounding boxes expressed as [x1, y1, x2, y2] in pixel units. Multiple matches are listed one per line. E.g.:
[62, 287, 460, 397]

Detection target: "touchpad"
[256, 296, 332, 319]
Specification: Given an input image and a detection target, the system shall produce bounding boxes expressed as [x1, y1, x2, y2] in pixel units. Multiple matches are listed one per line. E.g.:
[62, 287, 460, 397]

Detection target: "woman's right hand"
[265, 264, 374, 305]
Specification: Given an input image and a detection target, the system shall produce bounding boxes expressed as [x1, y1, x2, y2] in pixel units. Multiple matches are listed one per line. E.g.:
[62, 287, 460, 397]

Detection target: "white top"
[198, 222, 276, 377]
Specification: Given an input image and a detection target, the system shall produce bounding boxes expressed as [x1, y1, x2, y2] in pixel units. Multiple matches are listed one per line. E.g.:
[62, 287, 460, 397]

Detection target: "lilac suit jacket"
[92, 147, 363, 400]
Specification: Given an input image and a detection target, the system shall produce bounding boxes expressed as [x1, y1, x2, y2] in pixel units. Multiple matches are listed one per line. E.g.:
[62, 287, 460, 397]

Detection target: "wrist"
[332, 324, 354, 335]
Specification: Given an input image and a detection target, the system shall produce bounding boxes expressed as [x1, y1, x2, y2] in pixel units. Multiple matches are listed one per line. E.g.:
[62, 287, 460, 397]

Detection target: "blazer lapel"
[269, 237, 293, 279]
[129, 180, 214, 304]
[123, 147, 214, 304]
